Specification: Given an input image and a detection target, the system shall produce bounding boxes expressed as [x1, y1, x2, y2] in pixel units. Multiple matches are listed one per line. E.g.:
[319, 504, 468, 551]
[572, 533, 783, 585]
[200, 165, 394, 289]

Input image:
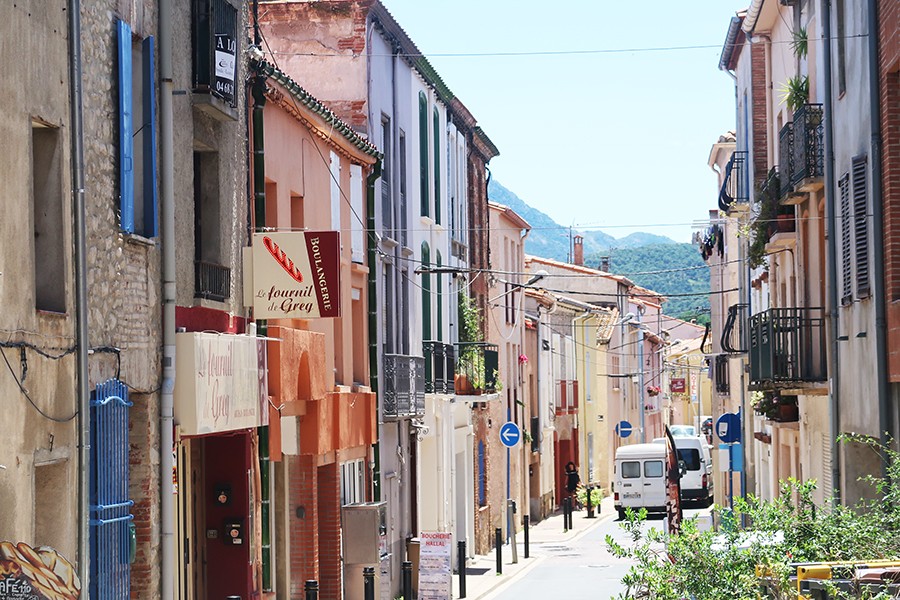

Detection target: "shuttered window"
[839, 173, 852, 305]
[421, 242, 431, 341]
[117, 20, 158, 237]
[433, 106, 441, 224]
[436, 251, 443, 342]
[419, 92, 429, 217]
[852, 155, 870, 297]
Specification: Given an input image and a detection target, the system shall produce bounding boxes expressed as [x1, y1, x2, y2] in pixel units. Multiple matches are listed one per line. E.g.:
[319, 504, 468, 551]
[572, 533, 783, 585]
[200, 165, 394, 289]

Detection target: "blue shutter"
[142, 36, 158, 237]
[117, 20, 134, 234]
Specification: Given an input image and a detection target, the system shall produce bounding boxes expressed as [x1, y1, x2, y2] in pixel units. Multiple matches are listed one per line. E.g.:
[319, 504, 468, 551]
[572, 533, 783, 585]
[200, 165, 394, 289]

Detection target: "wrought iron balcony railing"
[758, 168, 795, 240]
[423, 341, 456, 394]
[454, 342, 499, 395]
[790, 103, 825, 185]
[714, 354, 730, 395]
[778, 122, 794, 199]
[721, 303, 749, 354]
[383, 353, 425, 419]
[194, 261, 231, 302]
[748, 307, 827, 390]
[718, 150, 749, 211]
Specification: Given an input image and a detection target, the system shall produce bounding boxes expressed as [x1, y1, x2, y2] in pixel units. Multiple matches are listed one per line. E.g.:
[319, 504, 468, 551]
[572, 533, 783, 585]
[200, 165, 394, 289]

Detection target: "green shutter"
[421, 242, 431, 341]
[419, 92, 429, 217]
[436, 251, 442, 341]
[433, 107, 441, 224]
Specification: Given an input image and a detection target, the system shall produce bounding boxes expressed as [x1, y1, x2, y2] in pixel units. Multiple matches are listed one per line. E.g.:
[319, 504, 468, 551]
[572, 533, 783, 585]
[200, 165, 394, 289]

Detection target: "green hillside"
[487, 178, 709, 323]
[588, 245, 710, 324]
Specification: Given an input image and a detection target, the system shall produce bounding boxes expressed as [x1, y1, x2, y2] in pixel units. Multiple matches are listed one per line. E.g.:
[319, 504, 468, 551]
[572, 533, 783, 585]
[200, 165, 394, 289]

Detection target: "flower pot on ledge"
[770, 402, 799, 423]
[454, 374, 481, 396]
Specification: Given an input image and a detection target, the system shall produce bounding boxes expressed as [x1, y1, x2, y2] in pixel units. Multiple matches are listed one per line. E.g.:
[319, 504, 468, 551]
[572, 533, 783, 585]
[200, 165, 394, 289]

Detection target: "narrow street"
[454, 498, 712, 600]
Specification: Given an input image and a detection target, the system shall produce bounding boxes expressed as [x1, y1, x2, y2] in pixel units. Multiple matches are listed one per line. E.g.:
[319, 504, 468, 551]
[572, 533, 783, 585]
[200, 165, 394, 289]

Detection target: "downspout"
[68, 0, 89, 591]
[159, 0, 176, 594]
[367, 160, 383, 501]
[822, 0, 843, 503]
[867, 0, 891, 470]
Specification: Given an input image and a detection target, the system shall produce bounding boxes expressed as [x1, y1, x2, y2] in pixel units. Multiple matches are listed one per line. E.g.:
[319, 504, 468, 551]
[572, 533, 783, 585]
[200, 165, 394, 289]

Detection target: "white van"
[613, 443, 668, 520]
[653, 436, 713, 506]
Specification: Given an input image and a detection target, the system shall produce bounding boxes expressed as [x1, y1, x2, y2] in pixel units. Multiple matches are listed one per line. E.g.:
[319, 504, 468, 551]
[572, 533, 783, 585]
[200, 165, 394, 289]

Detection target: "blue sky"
[381, 1, 748, 243]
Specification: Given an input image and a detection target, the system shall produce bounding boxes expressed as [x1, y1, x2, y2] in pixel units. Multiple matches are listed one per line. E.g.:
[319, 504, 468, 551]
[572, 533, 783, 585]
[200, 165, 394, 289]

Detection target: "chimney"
[600, 256, 610, 272]
[573, 235, 584, 266]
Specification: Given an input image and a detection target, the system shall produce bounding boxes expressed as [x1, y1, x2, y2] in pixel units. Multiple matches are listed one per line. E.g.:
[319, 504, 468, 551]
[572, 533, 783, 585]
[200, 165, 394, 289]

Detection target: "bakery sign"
[251, 232, 341, 319]
[175, 332, 269, 436]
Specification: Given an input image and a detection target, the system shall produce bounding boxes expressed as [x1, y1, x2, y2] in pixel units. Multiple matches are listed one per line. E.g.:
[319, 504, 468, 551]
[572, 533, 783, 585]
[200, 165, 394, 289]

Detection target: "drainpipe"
[68, 0, 89, 591]
[159, 0, 176, 594]
[367, 159, 383, 501]
[822, 0, 842, 503]
[866, 0, 891, 469]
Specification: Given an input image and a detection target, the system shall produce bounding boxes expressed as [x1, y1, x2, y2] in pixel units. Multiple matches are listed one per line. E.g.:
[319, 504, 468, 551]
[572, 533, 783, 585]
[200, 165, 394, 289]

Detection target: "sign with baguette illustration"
[0, 541, 80, 599]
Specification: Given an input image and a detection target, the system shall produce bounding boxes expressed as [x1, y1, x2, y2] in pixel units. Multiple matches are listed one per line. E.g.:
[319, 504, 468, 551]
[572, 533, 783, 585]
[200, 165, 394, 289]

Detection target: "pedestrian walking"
[564, 461, 581, 509]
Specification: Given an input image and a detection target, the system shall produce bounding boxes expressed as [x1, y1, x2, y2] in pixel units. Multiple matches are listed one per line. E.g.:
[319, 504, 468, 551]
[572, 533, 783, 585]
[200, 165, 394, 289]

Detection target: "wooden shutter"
[142, 36, 158, 237]
[419, 92, 429, 217]
[852, 155, 870, 297]
[839, 174, 852, 305]
[117, 20, 134, 234]
[433, 107, 441, 224]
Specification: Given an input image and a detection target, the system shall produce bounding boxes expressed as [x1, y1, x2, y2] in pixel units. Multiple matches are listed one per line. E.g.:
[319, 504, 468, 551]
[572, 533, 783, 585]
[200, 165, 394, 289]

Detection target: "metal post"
[586, 485, 594, 518]
[563, 497, 570, 532]
[457, 541, 466, 598]
[363, 567, 375, 600]
[495, 528, 502, 574]
[523, 516, 530, 559]
[508, 500, 518, 564]
[402, 561, 412, 600]
[305, 580, 318, 600]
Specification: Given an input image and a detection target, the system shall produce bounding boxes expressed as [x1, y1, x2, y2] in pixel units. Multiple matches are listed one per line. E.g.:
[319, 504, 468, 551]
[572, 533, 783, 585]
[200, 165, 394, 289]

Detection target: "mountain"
[487, 179, 709, 323]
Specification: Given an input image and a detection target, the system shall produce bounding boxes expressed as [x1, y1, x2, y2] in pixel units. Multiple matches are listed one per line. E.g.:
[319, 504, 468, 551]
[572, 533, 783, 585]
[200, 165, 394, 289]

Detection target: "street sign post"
[716, 413, 741, 444]
[499, 422, 520, 448]
[615, 420, 633, 438]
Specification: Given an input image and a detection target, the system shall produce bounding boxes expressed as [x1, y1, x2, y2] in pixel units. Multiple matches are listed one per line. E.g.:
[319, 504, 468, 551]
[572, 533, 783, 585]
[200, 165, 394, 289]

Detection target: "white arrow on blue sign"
[615, 420, 633, 438]
[499, 421, 521, 448]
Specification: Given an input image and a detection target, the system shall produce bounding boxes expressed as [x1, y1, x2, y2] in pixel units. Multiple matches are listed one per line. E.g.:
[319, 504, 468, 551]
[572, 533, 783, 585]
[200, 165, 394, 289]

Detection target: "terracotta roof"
[488, 202, 530, 230]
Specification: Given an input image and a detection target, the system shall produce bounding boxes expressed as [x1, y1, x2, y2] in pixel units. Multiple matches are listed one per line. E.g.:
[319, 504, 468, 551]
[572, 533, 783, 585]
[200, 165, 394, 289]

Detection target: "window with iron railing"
[790, 104, 824, 185]
[191, 0, 238, 109]
[748, 307, 827, 389]
[778, 122, 794, 199]
[382, 353, 425, 419]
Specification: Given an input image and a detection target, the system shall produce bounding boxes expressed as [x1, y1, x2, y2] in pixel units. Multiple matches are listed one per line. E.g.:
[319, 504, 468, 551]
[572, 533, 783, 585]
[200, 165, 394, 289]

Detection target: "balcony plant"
[780, 75, 809, 112]
[455, 292, 484, 394]
[646, 385, 661, 397]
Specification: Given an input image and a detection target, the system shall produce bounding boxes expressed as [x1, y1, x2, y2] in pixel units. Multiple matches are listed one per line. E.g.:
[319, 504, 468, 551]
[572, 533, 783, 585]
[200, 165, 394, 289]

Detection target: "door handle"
[644, 483, 652, 486]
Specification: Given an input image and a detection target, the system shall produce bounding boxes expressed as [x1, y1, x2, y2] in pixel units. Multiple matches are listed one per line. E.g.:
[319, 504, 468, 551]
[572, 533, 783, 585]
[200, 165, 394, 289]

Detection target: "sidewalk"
[451, 497, 616, 600]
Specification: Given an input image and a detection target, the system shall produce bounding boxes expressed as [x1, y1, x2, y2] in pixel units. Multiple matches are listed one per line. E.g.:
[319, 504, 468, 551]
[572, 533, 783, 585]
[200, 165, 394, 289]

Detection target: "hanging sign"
[670, 378, 686, 393]
[214, 33, 236, 106]
[251, 232, 342, 319]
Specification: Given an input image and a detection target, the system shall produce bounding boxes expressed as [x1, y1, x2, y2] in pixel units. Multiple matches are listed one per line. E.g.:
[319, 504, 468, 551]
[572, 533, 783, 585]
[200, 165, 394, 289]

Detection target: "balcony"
[383, 354, 425, 419]
[790, 103, 825, 191]
[748, 308, 827, 391]
[778, 122, 794, 200]
[718, 150, 749, 212]
[454, 342, 499, 396]
[423, 341, 456, 394]
[194, 260, 230, 302]
[721, 303, 748, 354]
[555, 380, 579, 416]
[714, 354, 730, 395]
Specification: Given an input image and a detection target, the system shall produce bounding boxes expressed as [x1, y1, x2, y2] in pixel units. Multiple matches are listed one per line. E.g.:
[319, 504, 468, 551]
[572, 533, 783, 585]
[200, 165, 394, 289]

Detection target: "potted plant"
[646, 385, 661, 397]
[455, 293, 482, 394]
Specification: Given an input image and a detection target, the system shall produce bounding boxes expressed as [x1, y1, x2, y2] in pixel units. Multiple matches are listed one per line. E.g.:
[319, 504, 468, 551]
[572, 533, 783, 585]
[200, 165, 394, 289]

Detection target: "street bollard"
[586, 485, 595, 519]
[523, 515, 530, 559]
[458, 540, 466, 598]
[305, 580, 318, 600]
[363, 567, 375, 600]
[563, 497, 570, 532]
[495, 528, 503, 574]
[567, 497, 574, 530]
[402, 561, 412, 600]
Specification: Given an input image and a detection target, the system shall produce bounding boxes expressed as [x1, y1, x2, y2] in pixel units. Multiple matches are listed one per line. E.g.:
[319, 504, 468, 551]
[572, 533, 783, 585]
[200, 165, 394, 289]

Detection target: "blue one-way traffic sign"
[615, 420, 633, 438]
[499, 422, 521, 448]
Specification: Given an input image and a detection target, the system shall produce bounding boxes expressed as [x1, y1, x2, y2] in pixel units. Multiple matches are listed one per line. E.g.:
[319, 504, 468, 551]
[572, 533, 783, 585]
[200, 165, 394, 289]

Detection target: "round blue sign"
[615, 420, 633, 438]
[716, 413, 741, 444]
[499, 421, 521, 448]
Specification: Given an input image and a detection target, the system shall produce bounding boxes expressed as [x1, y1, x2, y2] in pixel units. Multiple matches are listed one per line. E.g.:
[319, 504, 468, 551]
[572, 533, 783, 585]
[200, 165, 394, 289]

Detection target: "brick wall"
[289, 455, 319, 596]
[317, 463, 342, 600]
[751, 42, 769, 182]
[881, 0, 900, 379]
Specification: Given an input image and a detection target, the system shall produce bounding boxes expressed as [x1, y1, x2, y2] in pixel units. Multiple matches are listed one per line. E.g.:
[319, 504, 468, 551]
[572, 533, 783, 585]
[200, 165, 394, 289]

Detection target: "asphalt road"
[485, 506, 709, 600]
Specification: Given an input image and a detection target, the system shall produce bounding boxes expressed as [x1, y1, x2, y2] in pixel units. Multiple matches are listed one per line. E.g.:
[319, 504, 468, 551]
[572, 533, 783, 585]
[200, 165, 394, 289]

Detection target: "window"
[117, 20, 158, 237]
[421, 242, 431, 341]
[191, 0, 238, 108]
[31, 121, 66, 313]
[340, 459, 366, 505]
[621, 461, 641, 479]
[418, 92, 429, 217]
[381, 116, 392, 236]
[400, 269, 410, 354]
[477, 441, 486, 506]
[384, 264, 395, 354]
[399, 131, 408, 247]
[193, 151, 229, 301]
[852, 155, 870, 297]
[839, 173, 852, 304]
[677, 449, 701, 471]
[350, 165, 363, 263]
[433, 107, 441, 224]
[290, 193, 304, 230]
[586, 351, 591, 402]
[644, 460, 664, 478]
[330, 151, 341, 231]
